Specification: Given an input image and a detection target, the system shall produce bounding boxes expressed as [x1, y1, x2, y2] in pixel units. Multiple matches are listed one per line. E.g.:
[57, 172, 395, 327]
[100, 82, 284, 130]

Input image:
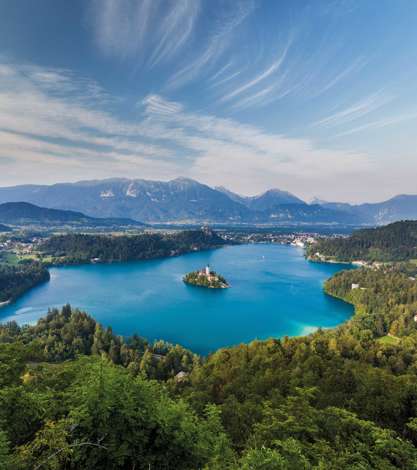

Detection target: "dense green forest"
[0, 262, 50, 303]
[0, 305, 199, 380]
[2, 266, 417, 468]
[2, 223, 417, 467]
[39, 229, 227, 264]
[307, 220, 417, 262]
[0, 350, 229, 469]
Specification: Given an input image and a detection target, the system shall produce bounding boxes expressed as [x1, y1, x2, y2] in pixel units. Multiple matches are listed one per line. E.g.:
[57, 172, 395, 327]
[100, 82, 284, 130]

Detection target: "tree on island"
[183, 265, 229, 289]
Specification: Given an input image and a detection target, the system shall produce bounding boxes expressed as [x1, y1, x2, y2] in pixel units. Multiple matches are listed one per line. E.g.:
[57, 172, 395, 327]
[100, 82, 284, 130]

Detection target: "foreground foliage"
[175, 266, 417, 468]
[0, 305, 199, 381]
[2, 219, 417, 468]
[1, 282, 417, 468]
[0, 353, 231, 469]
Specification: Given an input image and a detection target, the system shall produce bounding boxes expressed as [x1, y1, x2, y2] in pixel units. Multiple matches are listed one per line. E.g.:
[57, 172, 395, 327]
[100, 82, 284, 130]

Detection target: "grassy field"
[0, 251, 19, 265]
[377, 334, 400, 345]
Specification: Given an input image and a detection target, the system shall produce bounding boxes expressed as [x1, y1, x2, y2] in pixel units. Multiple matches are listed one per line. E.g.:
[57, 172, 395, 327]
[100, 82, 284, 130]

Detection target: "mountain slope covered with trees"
[39, 229, 227, 265]
[0, 262, 50, 303]
[2, 222, 417, 467]
[0, 201, 145, 228]
[2, 265, 417, 469]
[308, 220, 417, 262]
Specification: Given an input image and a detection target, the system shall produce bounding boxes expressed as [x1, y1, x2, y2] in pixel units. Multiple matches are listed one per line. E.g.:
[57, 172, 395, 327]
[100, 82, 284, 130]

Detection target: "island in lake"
[183, 264, 230, 289]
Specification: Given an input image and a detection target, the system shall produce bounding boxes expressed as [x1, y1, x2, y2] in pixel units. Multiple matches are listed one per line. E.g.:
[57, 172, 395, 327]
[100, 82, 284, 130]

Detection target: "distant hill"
[246, 189, 306, 210]
[0, 202, 145, 228]
[308, 220, 417, 262]
[356, 195, 417, 224]
[314, 195, 417, 225]
[39, 228, 227, 264]
[0, 178, 415, 225]
[216, 187, 305, 209]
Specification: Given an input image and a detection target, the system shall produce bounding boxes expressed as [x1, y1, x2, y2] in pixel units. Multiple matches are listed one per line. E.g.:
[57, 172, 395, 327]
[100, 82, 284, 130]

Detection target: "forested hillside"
[0, 262, 50, 303]
[0, 305, 199, 380]
[39, 229, 227, 264]
[0, 351, 228, 469]
[2, 268, 417, 468]
[175, 266, 417, 468]
[0, 201, 145, 228]
[308, 220, 417, 262]
[2, 223, 417, 467]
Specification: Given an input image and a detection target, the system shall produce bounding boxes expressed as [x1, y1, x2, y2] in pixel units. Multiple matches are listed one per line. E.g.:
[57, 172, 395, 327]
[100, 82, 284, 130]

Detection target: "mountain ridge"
[0, 178, 416, 225]
[0, 202, 146, 228]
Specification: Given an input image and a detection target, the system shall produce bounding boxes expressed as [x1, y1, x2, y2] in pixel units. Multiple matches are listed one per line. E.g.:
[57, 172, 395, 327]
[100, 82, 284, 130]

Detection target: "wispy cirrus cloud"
[219, 43, 291, 104]
[0, 62, 374, 200]
[86, 0, 384, 116]
[209, 69, 243, 89]
[208, 60, 234, 82]
[89, 0, 254, 84]
[142, 94, 183, 116]
[333, 112, 417, 138]
[311, 57, 368, 97]
[165, 4, 254, 91]
[147, 0, 201, 67]
[312, 90, 394, 128]
[89, 0, 200, 65]
[141, 95, 373, 195]
[0, 64, 180, 182]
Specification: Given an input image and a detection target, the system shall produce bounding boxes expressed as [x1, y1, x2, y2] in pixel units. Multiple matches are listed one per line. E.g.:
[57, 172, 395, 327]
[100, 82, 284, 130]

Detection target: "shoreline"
[2, 244, 354, 351]
[306, 255, 353, 265]
[1, 243, 229, 308]
[183, 279, 230, 289]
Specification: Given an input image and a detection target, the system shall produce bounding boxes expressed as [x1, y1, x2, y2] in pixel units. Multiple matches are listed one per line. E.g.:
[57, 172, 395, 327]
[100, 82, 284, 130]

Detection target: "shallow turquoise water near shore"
[0, 244, 354, 354]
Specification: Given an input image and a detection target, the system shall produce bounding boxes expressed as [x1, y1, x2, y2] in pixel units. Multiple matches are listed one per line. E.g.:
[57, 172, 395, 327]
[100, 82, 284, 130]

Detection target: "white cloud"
[312, 90, 393, 128]
[332, 112, 417, 138]
[208, 60, 234, 82]
[209, 69, 243, 88]
[148, 0, 200, 67]
[0, 62, 398, 202]
[164, 0, 254, 90]
[140, 95, 373, 197]
[219, 43, 290, 103]
[89, 0, 200, 64]
[312, 57, 368, 97]
[142, 94, 183, 116]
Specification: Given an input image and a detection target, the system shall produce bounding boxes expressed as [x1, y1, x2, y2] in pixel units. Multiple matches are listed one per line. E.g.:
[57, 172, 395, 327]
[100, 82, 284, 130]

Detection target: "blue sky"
[0, 0, 416, 202]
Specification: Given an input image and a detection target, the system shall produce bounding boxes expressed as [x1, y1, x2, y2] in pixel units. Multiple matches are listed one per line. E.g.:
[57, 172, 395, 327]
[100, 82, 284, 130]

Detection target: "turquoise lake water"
[0, 244, 354, 354]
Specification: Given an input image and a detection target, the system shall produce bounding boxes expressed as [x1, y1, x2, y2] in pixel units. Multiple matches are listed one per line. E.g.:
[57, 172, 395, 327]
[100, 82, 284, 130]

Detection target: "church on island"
[183, 264, 229, 289]
[200, 264, 213, 280]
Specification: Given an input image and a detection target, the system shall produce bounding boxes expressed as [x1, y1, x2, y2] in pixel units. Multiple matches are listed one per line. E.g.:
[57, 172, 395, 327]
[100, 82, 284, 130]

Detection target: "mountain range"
[0, 202, 145, 228]
[0, 178, 416, 225]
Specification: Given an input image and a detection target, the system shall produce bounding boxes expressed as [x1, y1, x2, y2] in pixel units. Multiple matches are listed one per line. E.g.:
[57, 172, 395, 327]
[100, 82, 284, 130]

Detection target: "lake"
[0, 244, 354, 354]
